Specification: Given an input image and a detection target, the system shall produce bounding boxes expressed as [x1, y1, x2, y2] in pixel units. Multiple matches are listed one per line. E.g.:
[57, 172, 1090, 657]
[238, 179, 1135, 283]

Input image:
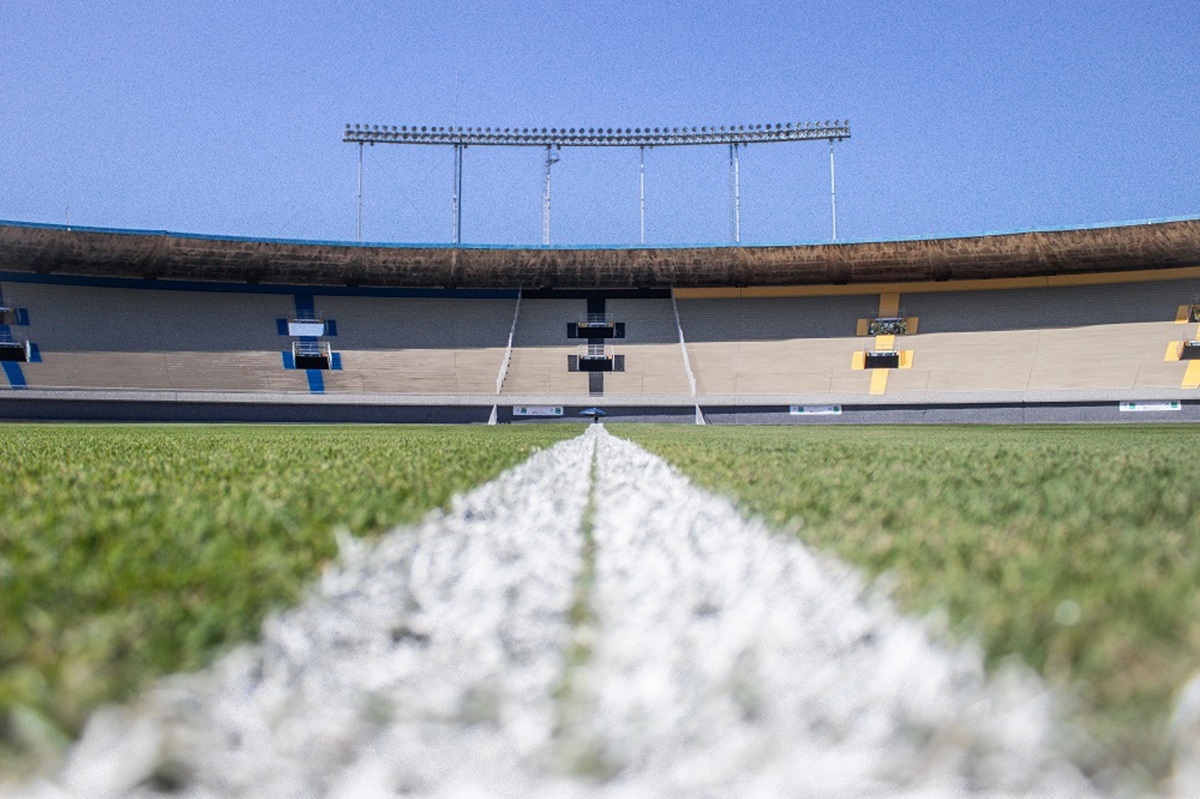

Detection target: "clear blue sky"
[2, 1, 1197, 247]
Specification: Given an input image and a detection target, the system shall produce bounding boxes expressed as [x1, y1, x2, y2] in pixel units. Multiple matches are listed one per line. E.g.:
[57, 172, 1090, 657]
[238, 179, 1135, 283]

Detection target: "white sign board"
[288, 321, 325, 337]
[790, 405, 843, 415]
[513, 405, 564, 417]
[1119, 401, 1181, 412]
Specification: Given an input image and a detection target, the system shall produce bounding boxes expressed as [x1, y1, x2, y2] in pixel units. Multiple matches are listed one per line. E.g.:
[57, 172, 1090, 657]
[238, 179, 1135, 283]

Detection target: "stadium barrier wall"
[2, 397, 1196, 425]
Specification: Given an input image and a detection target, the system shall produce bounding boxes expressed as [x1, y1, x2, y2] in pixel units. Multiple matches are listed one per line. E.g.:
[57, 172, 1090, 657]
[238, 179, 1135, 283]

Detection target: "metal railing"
[293, 340, 331, 359]
[671, 293, 698, 398]
[0, 339, 30, 362]
[579, 343, 612, 360]
[868, 317, 908, 336]
[578, 312, 613, 327]
[496, 290, 522, 393]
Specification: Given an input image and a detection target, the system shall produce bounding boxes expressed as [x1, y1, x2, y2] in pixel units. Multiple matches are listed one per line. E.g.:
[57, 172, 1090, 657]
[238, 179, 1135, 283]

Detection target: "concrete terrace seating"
[314, 296, 514, 349]
[676, 280, 1197, 400]
[501, 298, 692, 399]
[881, 324, 1182, 394]
[321, 349, 504, 395]
[4, 282, 288, 353]
[26, 351, 302, 392]
[679, 296, 868, 342]
[886, 281, 1192, 395]
[4, 272, 1198, 403]
[1, 281, 515, 396]
[600, 299, 690, 397]
[3, 282, 302, 392]
[314, 296, 513, 395]
[502, 299, 591, 396]
[677, 296, 869, 396]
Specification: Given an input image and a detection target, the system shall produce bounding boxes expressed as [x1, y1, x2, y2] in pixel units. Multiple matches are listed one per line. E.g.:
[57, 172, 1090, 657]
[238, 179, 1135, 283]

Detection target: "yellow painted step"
[1184, 361, 1200, 389]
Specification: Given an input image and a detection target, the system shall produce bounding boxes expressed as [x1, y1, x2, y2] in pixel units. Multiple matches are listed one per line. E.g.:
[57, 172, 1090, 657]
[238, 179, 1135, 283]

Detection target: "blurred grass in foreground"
[615, 423, 1200, 780]
[0, 423, 580, 773]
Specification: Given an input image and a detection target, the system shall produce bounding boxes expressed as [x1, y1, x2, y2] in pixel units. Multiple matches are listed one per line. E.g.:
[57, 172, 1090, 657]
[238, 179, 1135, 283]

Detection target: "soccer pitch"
[3, 422, 1198, 783]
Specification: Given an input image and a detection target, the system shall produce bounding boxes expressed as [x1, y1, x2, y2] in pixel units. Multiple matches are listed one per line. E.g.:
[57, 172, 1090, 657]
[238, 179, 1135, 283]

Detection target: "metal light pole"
[729, 143, 741, 244]
[829, 140, 838, 242]
[639, 145, 646, 245]
[452, 143, 464, 245]
[356, 142, 364, 242]
[543, 145, 560, 246]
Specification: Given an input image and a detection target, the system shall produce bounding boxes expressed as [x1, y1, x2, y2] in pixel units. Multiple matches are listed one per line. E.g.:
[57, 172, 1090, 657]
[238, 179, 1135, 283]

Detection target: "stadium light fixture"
[342, 119, 850, 147]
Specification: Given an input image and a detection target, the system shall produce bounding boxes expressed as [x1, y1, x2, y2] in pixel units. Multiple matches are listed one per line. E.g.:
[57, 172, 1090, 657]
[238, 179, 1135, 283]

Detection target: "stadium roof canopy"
[1, 217, 1199, 290]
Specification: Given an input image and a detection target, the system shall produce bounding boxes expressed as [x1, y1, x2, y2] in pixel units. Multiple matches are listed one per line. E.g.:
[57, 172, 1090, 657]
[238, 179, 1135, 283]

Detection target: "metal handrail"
[578, 343, 612, 359]
[671, 293, 698, 397]
[868, 317, 908, 336]
[496, 289, 521, 393]
[579, 312, 613, 327]
[292, 340, 331, 358]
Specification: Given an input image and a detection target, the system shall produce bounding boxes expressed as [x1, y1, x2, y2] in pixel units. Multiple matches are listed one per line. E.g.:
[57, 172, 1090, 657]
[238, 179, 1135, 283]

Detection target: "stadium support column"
[829, 139, 838, 242]
[453, 143, 464, 246]
[543, 144, 560, 246]
[729, 143, 741, 244]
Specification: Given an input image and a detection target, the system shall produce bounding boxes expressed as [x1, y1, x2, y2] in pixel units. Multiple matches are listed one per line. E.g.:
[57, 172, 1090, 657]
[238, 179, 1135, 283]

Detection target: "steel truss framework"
[343, 119, 850, 245]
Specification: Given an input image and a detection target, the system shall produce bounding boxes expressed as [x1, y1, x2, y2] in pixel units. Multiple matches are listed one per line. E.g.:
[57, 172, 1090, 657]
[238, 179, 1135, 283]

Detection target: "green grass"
[6, 421, 1198, 782]
[614, 423, 1200, 779]
[0, 423, 581, 772]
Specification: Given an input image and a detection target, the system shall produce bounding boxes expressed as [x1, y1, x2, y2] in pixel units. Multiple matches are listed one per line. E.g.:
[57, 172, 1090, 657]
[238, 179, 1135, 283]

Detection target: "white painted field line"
[10, 426, 1110, 798]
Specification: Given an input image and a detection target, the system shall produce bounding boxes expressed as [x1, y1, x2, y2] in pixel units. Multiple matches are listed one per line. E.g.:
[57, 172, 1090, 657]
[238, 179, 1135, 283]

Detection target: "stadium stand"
[3, 216, 1200, 421]
[3, 274, 1197, 402]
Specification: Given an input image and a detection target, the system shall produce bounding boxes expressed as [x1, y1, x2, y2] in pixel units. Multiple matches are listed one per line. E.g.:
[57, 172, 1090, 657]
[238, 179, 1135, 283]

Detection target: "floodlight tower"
[343, 120, 850, 245]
